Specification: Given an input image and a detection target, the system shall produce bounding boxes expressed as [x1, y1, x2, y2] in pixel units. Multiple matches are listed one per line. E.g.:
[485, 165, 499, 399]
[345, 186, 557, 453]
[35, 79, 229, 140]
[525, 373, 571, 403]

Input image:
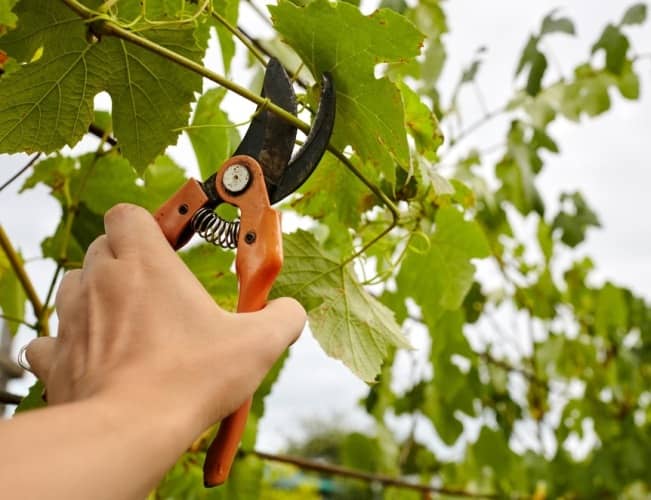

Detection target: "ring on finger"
[17, 344, 32, 372]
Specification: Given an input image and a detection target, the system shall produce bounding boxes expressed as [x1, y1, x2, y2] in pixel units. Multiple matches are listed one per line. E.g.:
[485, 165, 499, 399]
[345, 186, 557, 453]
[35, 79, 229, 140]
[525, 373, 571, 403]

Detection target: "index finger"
[104, 203, 174, 261]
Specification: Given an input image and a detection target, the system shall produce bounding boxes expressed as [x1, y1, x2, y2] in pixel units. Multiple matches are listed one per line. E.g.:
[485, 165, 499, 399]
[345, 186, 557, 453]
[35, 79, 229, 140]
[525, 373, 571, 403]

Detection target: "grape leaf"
[21, 152, 186, 262]
[272, 230, 410, 382]
[561, 66, 611, 118]
[552, 191, 600, 247]
[621, 3, 647, 25]
[295, 154, 376, 231]
[270, 0, 424, 182]
[0, 0, 208, 173]
[0, 248, 26, 334]
[515, 36, 548, 97]
[541, 10, 575, 36]
[495, 121, 546, 215]
[397, 206, 490, 324]
[180, 244, 238, 312]
[400, 82, 443, 160]
[187, 87, 240, 180]
[79, 154, 186, 213]
[592, 24, 630, 75]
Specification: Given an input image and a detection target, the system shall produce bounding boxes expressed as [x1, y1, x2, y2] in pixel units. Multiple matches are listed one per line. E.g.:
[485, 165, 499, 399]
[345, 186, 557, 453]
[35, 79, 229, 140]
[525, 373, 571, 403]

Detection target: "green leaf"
[270, 0, 424, 182]
[561, 64, 612, 119]
[295, 154, 375, 232]
[0, 248, 26, 334]
[402, 1, 447, 93]
[187, 87, 239, 180]
[595, 283, 628, 341]
[551, 191, 600, 247]
[272, 230, 409, 382]
[461, 59, 482, 83]
[537, 218, 553, 262]
[14, 380, 46, 413]
[141, 155, 189, 210]
[397, 207, 490, 324]
[80, 153, 187, 213]
[429, 311, 476, 417]
[340, 432, 386, 472]
[363, 357, 396, 419]
[526, 50, 547, 97]
[0, 0, 17, 31]
[427, 386, 464, 446]
[617, 59, 640, 99]
[540, 11, 575, 36]
[41, 217, 84, 266]
[70, 203, 105, 253]
[180, 244, 238, 311]
[514, 35, 547, 96]
[80, 155, 144, 214]
[400, 82, 443, 160]
[592, 24, 630, 75]
[20, 155, 75, 201]
[0, 0, 208, 173]
[496, 122, 545, 215]
[620, 3, 647, 25]
[93, 110, 113, 136]
[473, 427, 512, 478]
[210, 0, 239, 73]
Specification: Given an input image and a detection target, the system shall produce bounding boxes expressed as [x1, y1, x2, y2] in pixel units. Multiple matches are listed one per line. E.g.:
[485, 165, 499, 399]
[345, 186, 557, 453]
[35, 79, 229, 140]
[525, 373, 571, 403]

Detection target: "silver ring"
[17, 345, 31, 372]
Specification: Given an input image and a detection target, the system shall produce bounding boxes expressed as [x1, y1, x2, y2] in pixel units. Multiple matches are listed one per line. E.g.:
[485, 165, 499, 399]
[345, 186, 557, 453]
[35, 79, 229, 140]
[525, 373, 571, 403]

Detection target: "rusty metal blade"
[233, 58, 297, 193]
[270, 73, 336, 204]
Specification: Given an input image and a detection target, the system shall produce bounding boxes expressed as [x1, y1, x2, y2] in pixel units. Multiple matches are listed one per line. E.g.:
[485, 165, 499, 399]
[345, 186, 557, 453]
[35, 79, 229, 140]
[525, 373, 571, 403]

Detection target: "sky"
[1, 0, 650, 455]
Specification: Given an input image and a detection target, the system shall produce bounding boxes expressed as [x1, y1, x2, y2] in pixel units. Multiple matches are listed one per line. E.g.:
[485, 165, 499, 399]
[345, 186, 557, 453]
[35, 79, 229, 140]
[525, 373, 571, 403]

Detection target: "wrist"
[89, 375, 208, 450]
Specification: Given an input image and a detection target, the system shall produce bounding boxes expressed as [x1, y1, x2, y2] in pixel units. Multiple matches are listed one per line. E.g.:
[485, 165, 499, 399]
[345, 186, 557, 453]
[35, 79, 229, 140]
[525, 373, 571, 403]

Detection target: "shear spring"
[191, 208, 240, 249]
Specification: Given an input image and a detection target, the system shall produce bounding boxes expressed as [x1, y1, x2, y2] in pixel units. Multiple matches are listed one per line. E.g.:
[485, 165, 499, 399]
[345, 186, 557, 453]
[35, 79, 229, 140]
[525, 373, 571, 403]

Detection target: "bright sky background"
[1, 0, 650, 456]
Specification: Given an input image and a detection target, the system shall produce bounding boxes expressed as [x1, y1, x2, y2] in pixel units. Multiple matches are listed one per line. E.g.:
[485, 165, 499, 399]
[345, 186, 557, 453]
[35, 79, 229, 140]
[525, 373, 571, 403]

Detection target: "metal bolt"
[222, 164, 251, 194]
[178, 204, 189, 215]
[244, 231, 256, 244]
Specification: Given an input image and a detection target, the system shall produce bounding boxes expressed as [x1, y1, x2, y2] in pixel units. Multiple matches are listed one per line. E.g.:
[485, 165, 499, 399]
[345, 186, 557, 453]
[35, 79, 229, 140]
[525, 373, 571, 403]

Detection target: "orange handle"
[203, 157, 283, 487]
[151, 159, 281, 487]
[153, 179, 209, 249]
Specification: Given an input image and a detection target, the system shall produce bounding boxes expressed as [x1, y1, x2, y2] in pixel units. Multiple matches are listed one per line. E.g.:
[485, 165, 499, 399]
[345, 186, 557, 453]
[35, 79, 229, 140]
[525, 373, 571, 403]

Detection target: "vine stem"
[209, 10, 266, 66]
[251, 451, 500, 498]
[0, 226, 49, 336]
[243, 0, 273, 28]
[237, 24, 311, 90]
[327, 149, 400, 265]
[443, 105, 506, 158]
[0, 390, 23, 406]
[0, 153, 41, 194]
[0, 313, 36, 330]
[42, 265, 63, 314]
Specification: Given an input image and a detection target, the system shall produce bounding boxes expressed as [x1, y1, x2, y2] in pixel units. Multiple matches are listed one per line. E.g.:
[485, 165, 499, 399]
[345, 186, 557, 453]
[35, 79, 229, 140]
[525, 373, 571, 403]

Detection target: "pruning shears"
[153, 58, 335, 487]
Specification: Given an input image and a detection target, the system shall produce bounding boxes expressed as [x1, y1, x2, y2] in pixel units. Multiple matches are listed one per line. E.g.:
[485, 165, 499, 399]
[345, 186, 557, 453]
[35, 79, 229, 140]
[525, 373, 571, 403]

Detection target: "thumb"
[24, 337, 57, 383]
[246, 297, 307, 350]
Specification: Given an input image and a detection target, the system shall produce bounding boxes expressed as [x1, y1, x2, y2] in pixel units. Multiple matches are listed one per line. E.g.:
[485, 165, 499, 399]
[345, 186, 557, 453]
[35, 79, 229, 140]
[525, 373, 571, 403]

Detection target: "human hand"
[23, 203, 305, 432]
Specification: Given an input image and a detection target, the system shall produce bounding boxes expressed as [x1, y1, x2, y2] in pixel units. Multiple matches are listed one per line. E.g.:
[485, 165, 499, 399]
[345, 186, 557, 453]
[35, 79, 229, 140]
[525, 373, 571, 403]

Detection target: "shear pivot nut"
[222, 164, 251, 194]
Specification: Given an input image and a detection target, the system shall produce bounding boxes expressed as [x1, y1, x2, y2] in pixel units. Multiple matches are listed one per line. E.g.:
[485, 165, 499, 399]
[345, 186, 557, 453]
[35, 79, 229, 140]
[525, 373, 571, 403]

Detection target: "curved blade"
[234, 58, 297, 192]
[270, 73, 336, 204]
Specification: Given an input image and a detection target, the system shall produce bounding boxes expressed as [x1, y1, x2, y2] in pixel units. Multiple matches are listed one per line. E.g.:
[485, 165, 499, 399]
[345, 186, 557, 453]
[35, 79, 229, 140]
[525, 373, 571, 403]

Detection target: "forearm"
[0, 396, 200, 500]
